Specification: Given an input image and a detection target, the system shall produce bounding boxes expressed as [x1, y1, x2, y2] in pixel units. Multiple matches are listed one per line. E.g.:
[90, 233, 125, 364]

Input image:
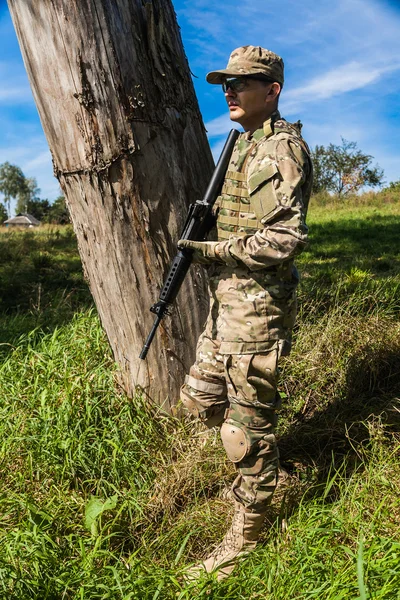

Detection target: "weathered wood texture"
[8, 0, 214, 410]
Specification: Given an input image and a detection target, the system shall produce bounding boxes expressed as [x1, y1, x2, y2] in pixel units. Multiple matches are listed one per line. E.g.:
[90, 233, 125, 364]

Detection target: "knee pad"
[220, 420, 277, 464]
[220, 420, 251, 463]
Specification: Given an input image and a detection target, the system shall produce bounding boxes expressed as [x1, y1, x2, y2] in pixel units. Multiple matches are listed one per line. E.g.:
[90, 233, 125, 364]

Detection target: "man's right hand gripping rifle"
[139, 129, 239, 360]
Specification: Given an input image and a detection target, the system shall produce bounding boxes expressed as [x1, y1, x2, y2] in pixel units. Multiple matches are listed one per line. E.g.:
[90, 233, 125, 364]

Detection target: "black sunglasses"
[222, 76, 275, 93]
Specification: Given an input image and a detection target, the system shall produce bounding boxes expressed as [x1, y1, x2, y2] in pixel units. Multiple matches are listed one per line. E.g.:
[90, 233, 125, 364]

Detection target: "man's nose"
[225, 86, 236, 97]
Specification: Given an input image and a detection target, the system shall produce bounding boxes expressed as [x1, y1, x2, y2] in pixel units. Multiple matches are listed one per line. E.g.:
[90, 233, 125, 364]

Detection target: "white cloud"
[179, 0, 400, 82]
[24, 150, 52, 171]
[0, 60, 32, 104]
[210, 138, 226, 162]
[304, 121, 364, 148]
[281, 61, 400, 114]
[0, 85, 31, 103]
[205, 113, 239, 138]
[0, 136, 59, 207]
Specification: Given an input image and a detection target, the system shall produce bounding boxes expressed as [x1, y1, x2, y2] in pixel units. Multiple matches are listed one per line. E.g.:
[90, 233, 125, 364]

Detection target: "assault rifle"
[139, 129, 240, 360]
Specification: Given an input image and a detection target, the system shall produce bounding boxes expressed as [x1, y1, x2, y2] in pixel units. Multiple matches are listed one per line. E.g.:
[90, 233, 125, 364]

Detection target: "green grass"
[298, 199, 400, 318]
[0, 194, 399, 599]
[0, 225, 92, 348]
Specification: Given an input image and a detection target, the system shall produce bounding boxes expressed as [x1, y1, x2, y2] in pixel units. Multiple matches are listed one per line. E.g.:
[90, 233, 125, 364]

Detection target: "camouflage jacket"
[207, 110, 313, 355]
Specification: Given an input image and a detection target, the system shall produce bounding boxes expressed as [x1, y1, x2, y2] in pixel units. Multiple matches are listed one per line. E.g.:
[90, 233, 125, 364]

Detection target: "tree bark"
[8, 0, 213, 411]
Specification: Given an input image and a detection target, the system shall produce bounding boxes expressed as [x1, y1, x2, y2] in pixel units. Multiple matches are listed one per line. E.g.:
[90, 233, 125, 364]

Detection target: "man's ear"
[264, 82, 280, 107]
[268, 82, 281, 100]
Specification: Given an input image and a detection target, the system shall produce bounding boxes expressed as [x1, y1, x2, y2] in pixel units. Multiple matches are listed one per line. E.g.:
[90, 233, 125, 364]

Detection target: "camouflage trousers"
[180, 329, 283, 513]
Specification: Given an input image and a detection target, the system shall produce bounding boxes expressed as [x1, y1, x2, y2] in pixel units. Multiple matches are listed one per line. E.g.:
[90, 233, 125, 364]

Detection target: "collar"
[241, 110, 281, 142]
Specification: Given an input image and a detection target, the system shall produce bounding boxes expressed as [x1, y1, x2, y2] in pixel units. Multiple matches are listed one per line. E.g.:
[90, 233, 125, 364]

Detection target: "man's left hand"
[177, 239, 221, 264]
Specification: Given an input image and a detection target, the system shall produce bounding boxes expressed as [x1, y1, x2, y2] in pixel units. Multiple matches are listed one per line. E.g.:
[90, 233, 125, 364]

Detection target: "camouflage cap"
[206, 45, 284, 85]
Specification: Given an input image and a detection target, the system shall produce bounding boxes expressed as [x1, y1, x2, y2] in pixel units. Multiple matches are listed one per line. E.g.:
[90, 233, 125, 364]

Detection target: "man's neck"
[244, 109, 280, 135]
[243, 109, 278, 135]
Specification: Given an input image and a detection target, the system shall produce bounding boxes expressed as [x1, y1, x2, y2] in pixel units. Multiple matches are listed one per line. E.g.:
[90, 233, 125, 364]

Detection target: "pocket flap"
[261, 203, 292, 225]
[248, 162, 278, 195]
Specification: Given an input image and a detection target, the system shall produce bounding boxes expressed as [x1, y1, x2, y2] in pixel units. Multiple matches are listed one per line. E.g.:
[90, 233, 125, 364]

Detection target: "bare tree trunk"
[8, 0, 213, 411]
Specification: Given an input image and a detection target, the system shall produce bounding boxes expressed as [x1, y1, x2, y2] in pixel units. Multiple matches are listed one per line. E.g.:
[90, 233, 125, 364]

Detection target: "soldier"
[178, 46, 313, 580]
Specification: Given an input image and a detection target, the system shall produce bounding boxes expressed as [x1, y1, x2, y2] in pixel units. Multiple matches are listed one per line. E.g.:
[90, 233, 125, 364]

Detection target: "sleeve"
[216, 136, 311, 271]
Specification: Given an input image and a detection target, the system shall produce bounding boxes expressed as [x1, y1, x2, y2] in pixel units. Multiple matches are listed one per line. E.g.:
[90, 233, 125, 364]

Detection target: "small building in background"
[3, 213, 41, 228]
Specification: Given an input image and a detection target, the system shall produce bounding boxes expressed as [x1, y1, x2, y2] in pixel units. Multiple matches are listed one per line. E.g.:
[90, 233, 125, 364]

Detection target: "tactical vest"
[215, 116, 309, 241]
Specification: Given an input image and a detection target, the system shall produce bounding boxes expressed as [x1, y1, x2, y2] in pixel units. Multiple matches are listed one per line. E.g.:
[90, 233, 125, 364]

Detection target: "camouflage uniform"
[180, 110, 313, 512]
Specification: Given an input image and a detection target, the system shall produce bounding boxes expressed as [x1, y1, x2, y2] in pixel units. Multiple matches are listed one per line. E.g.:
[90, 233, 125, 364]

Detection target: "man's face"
[223, 77, 277, 132]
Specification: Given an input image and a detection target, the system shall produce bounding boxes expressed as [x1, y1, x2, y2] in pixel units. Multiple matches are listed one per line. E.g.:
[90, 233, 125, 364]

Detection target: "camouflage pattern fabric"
[206, 45, 284, 85]
[181, 333, 283, 511]
[208, 110, 312, 355]
[180, 111, 312, 512]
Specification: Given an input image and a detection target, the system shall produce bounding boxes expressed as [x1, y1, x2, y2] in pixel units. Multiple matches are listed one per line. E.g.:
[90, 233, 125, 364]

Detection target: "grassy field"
[0, 194, 399, 599]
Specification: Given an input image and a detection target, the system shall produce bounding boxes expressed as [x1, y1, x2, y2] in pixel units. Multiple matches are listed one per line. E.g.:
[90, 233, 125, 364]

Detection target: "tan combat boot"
[187, 502, 266, 581]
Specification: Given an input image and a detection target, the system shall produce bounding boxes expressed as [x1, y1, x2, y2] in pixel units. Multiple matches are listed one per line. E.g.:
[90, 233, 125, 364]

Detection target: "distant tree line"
[311, 138, 385, 198]
[0, 162, 69, 224]
[382, 179, 400, 193]
[0, 141, 396, 223]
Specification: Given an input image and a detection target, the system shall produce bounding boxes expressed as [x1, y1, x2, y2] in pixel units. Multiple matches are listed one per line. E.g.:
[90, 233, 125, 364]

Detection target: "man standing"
[178, 46, 313, 579]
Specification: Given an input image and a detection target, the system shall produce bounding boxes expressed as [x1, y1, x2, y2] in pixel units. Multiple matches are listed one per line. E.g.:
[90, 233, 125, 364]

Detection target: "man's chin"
[229, 112, 242, 124]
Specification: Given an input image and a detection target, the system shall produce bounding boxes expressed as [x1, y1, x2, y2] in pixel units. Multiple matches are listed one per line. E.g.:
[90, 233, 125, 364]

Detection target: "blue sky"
[1, 0, 399, 210]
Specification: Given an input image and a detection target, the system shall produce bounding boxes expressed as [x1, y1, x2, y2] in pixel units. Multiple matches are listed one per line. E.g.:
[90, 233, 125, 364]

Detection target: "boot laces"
[209, 510, 244, 560]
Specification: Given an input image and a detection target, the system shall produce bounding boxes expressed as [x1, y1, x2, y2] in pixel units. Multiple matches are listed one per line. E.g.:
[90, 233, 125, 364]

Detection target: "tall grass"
[0, 196, 399, 598]
[0, 225, 91, 346]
